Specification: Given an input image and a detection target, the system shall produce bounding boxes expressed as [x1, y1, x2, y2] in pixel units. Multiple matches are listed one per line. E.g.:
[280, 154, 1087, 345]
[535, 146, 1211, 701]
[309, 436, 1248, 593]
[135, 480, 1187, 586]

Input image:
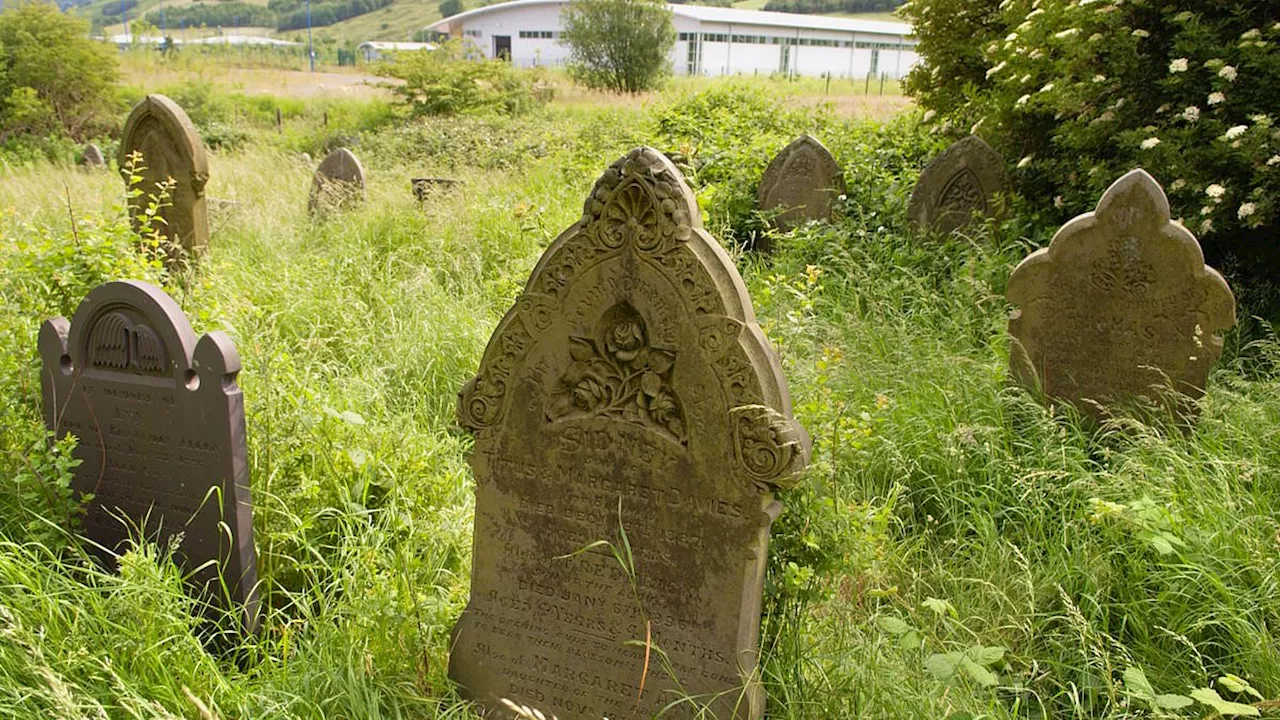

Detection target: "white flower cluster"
[1182, 106, 1200, 122]
[1238, 203, 1256, 219]
[1219, 65, 1238, 82]
[1223, 125, 1248, 140]
[1169, 58, 1189, 73]
[1140, 137, 1161, 150]
[1206, 184, 1226, 200]
[1208, 92, 1226, 105]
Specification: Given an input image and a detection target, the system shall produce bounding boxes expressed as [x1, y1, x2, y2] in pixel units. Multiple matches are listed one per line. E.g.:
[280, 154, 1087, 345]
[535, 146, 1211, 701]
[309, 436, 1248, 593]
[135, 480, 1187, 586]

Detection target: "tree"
[438, 0, 463, 18]
[0, 2, 119, 141]
[560, 0, 674, 93]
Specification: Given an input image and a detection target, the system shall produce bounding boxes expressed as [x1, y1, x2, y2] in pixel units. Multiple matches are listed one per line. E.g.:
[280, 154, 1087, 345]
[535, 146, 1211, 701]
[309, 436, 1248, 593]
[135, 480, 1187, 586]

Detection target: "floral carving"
[547, 304, 686, 444]
[731, 405, 806, 490]
[1089, 236, 1155, 296]
[938, 169, 985, 215]
[87, 311, 168, 374]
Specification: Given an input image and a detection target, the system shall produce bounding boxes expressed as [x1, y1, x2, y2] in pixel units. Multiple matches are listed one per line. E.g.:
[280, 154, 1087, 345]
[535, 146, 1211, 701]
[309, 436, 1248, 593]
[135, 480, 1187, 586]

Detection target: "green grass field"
[1, 59, 1278, 720]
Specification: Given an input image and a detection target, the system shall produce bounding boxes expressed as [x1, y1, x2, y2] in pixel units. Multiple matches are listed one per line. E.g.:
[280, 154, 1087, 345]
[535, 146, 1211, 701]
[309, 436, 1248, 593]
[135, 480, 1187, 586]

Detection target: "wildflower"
[1219, 65, 1238, 82]
[1040, 83, 1054, 93]
[1200, 206, 1214, 215]
[1016, 94, 1032, 106]
[1055, 28, 1080, 39]
[1171, 179, 1187, 191]
[1020, 73, 1032, 84]
[1182, 106, 1200, 122]
[1242, 29, 1261, 41]
[1054, 195, 1064, 208]
[1249, 114, 1273, 128]
[1208, 92, 1226, 105]
[986, 61, 1008, 78]
[922, 109, 936, 122]
[1029, 49, 1044, 60]
[1238, 203, 1257, 219]
[1200, 218, 1214, 233]
[1223, 125, 1248, 140]
[1028, 8, 1044, 18]
[1140, 137, 1161, 149]
[1017, 155, 1033, 168]
[1089, 33, 1103, 42]
[1092, 74, 1107, 83]
[1206, 184, 1226, 199]
[1169, 58, 1189, 73]
[1132, 29, 1149, 38]
[1268, 155, 1280, 166]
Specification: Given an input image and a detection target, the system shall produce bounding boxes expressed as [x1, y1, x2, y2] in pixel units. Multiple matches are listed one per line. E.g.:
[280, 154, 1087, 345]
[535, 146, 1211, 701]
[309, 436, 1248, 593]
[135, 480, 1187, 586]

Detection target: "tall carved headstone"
[757, 134, 845, 238]
[451, 148, 810, 719]
[1007, 169, 1236, 421]
[119, 95, 210, 254]
[309, 147, 366, 214]
[908, 135, 1010, 236]
[39, 281, 259, 631]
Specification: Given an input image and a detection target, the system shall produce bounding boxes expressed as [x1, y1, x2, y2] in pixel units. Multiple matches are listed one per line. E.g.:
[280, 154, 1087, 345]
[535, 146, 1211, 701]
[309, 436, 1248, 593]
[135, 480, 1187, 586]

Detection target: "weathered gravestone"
[118, 95, 210, 254]
[81, 143, 106, 168]
[451, 147, 811, 719]
[757, 134, 845, 238]
[309, 147, 366, 214]
[908, 135, 1010, 236]
[1007, 169, 1236, 421]
[38, 280, 259, 632]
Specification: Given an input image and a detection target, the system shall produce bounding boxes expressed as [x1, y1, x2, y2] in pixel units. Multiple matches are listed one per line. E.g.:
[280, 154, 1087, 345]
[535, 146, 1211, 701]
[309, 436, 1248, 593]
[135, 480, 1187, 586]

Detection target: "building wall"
[447, 3, 919, 79]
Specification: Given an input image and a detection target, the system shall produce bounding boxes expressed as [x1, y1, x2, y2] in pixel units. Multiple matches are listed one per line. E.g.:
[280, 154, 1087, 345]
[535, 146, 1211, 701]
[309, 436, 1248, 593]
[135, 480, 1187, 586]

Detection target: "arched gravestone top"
[118, 95, 210, 254]
[908, 135, 1010, 236]
[38, 281, 259, 633]
[757, 134, 845, 236]
[82, 143, 105, 168]
[451, 147, 811, 720]
[309, 147, 366, 214]
[1007, 169, 1236, 422]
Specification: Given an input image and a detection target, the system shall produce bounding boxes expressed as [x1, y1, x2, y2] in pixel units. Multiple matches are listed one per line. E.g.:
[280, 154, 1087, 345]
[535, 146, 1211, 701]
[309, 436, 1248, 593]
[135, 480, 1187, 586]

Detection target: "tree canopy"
[560, 0, 675, 94]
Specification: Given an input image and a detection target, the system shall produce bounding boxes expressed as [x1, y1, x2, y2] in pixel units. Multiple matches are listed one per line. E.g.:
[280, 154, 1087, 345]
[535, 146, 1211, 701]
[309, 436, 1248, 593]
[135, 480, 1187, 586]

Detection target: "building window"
[464, 29, 481, 38]
[518, 30, 555, 39]
[870, 48, 880, 75]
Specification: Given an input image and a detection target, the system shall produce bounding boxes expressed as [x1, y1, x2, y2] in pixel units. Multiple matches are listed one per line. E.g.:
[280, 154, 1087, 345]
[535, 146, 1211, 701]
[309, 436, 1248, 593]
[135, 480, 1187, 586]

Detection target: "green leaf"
[339, 410, 366, 426]
[1156, 694, 1193, 710]
[922, 597, 954, 617]
[1219, 675, 1264, 701]
[958, 656, 999, 687]
[898, 630, 923, 652]
[924, 652, 960, 681]
[967, 645, 1005, 666]
[1191, 687, 1260, 716]
[1123, 666, 1157, 701]
[877, 616, 912, 636]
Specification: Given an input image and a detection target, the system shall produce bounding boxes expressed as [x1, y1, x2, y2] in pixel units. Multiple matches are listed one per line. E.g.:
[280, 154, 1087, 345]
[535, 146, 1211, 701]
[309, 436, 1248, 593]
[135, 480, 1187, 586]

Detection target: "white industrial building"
[428, 0, 918, 79]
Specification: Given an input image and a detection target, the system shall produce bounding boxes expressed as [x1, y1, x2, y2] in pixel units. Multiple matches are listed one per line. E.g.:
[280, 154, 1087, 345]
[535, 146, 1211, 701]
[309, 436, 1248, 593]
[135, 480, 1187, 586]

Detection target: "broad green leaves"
[1124, 666, 1265, 717]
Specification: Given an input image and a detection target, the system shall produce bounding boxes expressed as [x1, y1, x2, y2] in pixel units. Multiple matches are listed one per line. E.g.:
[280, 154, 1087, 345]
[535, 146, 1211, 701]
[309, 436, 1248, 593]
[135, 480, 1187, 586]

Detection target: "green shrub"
[902, 0, 1280, 289]
[374, 40, 549, 117]
[0, 2, 119, 142]
[561, 0, 675, 93]
[146, 2, 276, 29]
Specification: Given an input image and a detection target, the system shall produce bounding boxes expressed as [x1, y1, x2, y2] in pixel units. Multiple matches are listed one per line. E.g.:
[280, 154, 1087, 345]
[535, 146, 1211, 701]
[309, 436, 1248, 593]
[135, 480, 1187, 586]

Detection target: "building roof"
[358, 41, 439, 51]
[190, 35, 300, 46]
[430, 0, 913, 37]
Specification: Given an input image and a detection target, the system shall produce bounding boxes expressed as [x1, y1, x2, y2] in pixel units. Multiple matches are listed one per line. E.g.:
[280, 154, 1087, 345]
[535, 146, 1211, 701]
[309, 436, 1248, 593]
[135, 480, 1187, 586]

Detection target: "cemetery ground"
[2, 76, 1279, 720]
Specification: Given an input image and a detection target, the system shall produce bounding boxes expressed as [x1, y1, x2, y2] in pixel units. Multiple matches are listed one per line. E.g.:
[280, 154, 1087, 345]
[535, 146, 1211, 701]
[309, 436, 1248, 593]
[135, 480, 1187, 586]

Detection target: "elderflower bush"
[902, 0, 1279, 273]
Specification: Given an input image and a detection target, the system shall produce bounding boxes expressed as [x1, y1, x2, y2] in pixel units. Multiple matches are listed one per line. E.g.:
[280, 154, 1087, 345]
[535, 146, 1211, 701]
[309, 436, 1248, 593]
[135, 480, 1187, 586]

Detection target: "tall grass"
[0, 78, 1277, 719]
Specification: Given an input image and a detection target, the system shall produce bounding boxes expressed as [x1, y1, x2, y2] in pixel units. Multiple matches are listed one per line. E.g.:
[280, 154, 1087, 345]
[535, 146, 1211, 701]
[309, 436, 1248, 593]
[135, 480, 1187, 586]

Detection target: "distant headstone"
[1007, 169, 1236, 421]
[118, 95, 210, 254]
[411, 177, 459, 204]
[81, 143, 105, 168]
[757, 134, 845, 238]
[309, 147, 366, 214]
[908, 135, 1010, 236]
[451, 147, 811, 720]
[39, 281, 259, 632]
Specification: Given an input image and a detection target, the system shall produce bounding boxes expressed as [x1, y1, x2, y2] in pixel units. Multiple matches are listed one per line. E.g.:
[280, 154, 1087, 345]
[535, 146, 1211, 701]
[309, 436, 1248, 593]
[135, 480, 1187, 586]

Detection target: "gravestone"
[908, 135, 1010, 236]
[39, 280, 259, 632]
[82, 143, 105, 168]
[451, 147, 811, 720]
[118, 95, 210, 254]
[309, 147, 366, 214]
[1007, 169, 1236, 421]
[757, 134, 845, 238]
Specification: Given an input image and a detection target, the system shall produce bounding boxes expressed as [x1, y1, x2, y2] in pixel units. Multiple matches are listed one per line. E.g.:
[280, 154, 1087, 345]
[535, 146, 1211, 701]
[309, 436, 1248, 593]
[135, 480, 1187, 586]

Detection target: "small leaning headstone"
[81, 143, 106, 168]
[118, 95, 210, 254]
[309, 147, 366, 214]
[908, 135, 1010, 236]
[1006, 169, 1236, 421]
[39, 280, 259, 632]
[450, 147, 811, 720]
[757, 134, 845, 239]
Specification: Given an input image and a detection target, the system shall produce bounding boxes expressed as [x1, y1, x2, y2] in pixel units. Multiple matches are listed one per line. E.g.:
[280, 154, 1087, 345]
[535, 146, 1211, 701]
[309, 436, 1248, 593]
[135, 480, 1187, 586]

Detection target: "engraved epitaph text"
[39, 281, 259, 631]
[118, 95, 210, 253]
[452, 148, 811, 719]
[1007, 169, 1236, 421]
[757, 134, 844, 239]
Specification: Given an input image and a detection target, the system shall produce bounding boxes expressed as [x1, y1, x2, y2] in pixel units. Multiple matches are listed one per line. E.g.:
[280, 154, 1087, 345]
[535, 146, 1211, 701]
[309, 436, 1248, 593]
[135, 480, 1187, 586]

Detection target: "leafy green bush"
[902, 0, 1280, 284]
[145, 2, 275, 29]
[374, 40, 549, 117]
[561, 0, 675, 93]
[274, 0, 393, 31]
[0, 2, 119, 142]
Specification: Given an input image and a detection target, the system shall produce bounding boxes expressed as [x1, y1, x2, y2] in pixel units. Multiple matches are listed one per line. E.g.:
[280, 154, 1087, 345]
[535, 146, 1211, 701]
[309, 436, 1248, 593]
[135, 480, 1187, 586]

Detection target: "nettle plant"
[904, 0, 1279, 275]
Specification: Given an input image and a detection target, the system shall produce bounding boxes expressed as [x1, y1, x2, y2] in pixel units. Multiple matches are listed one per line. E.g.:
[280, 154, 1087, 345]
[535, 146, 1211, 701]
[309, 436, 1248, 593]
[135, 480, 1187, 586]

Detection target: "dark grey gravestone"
[451, 147, 811, 720]
[82, 143, 106, 168]
[758, 134, 845, 237]
[908, 135, 1011, 236]
[39, 280, 259, 632]
[118, 95, 210, 253]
